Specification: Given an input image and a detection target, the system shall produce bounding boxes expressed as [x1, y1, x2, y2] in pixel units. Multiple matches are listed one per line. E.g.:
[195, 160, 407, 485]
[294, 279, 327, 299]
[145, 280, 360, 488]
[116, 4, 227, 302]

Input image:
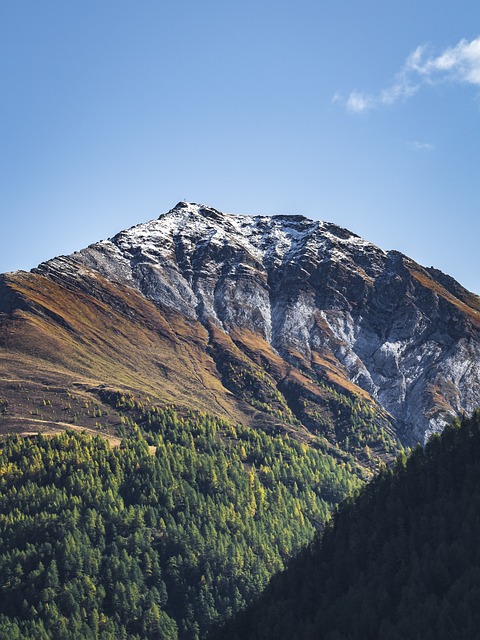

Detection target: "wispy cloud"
[338, 36, 480, 113]
[406, 140, 435, 151]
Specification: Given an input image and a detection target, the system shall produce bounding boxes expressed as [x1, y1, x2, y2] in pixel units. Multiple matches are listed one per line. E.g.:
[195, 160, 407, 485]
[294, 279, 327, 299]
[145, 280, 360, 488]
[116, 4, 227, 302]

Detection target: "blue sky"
[1, 1, 480, 293]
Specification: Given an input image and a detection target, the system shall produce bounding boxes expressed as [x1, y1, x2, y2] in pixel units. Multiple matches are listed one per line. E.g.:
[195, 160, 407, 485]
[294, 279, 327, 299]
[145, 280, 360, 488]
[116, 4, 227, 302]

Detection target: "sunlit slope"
[0, 264, 400, 472]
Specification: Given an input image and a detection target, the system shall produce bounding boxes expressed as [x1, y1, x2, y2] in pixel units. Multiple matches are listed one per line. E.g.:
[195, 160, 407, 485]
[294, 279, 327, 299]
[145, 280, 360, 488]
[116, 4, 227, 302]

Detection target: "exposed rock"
[35, 201, 479, 444]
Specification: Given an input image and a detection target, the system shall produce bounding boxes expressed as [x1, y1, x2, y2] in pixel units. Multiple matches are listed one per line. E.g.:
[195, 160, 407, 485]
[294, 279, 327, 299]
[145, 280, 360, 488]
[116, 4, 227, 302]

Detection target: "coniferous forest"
[3, 397, 480, 639]
[0, 406, 364, 640]
[212, 411, 480, 640]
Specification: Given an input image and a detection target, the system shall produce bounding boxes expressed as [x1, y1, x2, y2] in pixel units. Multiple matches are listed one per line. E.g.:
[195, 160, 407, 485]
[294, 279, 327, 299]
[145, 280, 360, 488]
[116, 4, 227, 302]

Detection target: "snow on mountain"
[35, 201, 480, 444]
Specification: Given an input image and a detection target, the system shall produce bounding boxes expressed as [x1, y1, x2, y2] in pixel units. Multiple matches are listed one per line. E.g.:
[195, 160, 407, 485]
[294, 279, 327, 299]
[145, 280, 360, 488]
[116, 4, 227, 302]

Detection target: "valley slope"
[212, 411, 480, 640]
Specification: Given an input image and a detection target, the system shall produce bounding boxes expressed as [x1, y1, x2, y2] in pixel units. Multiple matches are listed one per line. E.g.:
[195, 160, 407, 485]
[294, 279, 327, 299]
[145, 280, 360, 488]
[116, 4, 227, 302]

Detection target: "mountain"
[212, 411, 480, 640]
[2, 201, 479, 450]
[1, 201, 480, 638]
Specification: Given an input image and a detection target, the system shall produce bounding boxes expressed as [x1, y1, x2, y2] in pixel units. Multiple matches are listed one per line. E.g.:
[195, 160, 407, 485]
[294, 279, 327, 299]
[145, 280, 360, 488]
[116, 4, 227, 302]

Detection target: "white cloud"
[340, 36, 480, 113]
[407, 140, 435, 151]
[346, 91, 373, 113]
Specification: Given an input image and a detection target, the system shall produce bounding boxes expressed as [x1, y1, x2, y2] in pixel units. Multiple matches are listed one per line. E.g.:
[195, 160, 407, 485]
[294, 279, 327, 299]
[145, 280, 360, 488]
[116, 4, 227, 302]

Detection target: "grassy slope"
[0, 269, 401, 473]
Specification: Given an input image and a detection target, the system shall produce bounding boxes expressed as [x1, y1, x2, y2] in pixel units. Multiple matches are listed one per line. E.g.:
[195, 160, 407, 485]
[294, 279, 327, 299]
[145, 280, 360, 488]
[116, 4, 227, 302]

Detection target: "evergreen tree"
[212, 411, 480, 640]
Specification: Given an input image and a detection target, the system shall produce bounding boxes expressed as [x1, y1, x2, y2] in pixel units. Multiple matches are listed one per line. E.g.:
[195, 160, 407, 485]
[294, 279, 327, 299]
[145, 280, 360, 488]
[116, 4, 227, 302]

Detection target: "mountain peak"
[6, 202, 480, 445]
[167, 201, 226, 220]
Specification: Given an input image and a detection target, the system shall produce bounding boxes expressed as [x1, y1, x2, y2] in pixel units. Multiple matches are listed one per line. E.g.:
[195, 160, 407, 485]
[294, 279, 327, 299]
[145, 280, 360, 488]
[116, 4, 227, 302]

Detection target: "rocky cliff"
[2, 202, 480, 450]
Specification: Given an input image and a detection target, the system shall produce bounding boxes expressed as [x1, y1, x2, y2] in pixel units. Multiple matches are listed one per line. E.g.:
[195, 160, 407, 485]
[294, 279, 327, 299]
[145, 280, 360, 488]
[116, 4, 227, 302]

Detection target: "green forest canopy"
[0, 405, 367, 640]
[212, 410, 480, 640]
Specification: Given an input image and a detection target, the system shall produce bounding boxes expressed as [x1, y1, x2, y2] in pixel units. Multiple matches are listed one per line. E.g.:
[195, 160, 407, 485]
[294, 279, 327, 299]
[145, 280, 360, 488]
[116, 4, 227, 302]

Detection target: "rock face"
[3, 202, 480, 447]
[47, 201, 478, 444]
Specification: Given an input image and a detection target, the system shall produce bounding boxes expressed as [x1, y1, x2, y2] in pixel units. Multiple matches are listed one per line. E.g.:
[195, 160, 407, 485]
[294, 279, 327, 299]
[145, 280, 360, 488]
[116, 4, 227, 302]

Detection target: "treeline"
[0, 406, 365, 639]
[212, 411, 480, 640]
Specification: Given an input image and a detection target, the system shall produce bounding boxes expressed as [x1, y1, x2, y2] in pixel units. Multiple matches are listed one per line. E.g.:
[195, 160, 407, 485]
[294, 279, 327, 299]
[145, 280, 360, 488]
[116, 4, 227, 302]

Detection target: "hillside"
[212, 411, 480, 640]
[2, 202, 480, 461]
[0, 407, 365, 639]
[2, 201, 480, 637]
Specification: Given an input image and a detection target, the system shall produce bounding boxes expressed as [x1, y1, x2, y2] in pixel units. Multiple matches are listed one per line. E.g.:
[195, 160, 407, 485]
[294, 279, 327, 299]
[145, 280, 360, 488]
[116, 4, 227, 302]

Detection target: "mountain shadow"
[210, 410, 480, 640]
